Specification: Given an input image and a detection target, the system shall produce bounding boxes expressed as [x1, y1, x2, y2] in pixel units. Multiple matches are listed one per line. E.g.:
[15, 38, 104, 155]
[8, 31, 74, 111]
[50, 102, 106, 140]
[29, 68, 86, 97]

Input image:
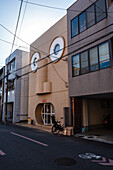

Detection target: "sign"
[42, 99, 46, 103]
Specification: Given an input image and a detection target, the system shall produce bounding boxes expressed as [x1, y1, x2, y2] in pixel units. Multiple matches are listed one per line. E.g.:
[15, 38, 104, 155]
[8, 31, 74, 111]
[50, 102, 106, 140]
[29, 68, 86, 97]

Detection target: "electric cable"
[1, 0, 113, 66]
[16, 0, 28, 46]
[10, 0, 24, 55]
[8, 23, 113, 77]
[21, 0, 113, 13]
[0, 23, 47, 55]
[10, 29, 113, 80]
[88, 0, 113, 20]
[1, 1, 113, 81]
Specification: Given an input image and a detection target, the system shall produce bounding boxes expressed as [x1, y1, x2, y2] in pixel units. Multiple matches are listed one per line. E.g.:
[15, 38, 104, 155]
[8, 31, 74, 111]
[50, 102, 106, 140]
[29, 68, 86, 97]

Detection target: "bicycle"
[51, 116, 64, 135]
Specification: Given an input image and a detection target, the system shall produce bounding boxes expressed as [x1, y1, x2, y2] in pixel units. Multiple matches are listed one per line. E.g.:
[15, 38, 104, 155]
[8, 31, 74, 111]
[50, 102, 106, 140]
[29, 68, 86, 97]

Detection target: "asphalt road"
[0, 123, 113, 170]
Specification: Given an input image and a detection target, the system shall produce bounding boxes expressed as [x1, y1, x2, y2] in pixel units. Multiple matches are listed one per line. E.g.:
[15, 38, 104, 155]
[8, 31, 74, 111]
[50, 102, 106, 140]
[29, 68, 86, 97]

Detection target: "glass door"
[42, 103, 55, 125]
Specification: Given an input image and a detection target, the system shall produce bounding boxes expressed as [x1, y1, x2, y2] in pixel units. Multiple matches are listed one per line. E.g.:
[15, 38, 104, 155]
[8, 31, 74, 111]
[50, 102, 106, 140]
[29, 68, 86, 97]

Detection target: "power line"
[21, 0, 113, 13]
[0, 38, 29, 49]
[0, 23, 47, 55]
[16, 0, 28, 46]
[8, 22, 113, 77]
[10, 0, 24, 55]
[1, 28, 113, 86]
[2, 22, 112, 82]
[88, 0, 113, 20]
[11, 29, 113, 80]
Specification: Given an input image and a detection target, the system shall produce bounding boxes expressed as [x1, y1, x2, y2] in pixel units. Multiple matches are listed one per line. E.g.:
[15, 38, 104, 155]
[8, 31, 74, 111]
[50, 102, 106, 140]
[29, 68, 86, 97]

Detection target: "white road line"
[10, 132, 48, 147]
[0, 150, 6, 156]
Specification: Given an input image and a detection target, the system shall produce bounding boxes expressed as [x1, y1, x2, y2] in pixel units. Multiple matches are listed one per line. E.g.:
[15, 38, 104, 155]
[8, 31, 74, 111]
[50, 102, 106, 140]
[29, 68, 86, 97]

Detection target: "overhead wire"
[7, 22, 113, 77]
[21, 0, 113, 13]
[15, 0, 28, 46]
[0, 23, 47, 55]
[10, 0, 24, 55]
[4, 28, 113, 81]
[1, 0, 113, 81]
[0, 0, 112, 64]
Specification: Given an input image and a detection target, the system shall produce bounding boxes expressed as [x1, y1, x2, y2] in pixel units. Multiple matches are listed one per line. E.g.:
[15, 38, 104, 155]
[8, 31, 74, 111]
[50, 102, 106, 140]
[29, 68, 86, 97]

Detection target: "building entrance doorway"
[42, 103, 55, 125]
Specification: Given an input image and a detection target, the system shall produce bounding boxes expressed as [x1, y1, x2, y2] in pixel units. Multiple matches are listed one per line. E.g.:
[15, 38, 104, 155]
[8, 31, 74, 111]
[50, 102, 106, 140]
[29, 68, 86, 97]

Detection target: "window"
[99, 42, 110, 69]
[89, 47, 99, 71]
[10, 59, 15, 71]
[71, 0, 107, 38]
[81, 51, 89, 74]
[7, 59, 15, 72]
[96, 0, 106, 23]
[72, 54, 80, 76]
[71, 16, 78, 37]
[72, 41, 110, 77]
[54, 44, 60, 55]
[8, 80, 15, 91]
[79, 12, 86, 33]
[86, 5, 95, 28]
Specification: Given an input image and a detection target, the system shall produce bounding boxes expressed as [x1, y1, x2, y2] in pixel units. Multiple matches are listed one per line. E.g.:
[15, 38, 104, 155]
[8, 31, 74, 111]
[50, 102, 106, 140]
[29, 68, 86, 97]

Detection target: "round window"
[31, 52, 40, 72]
[50, 36, 64, 63]
[54, 44, 60, 55]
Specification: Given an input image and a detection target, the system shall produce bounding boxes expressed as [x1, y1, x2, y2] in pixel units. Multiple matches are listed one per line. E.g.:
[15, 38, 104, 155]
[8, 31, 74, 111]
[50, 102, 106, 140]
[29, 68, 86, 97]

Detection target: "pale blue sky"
[0, 0, 76, 67]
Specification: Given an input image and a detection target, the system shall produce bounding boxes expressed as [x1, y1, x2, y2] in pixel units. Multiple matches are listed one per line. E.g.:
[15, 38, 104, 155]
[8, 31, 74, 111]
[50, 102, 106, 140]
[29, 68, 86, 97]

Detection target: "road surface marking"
[0, 150, 6, 156]
[92, 157, 113, 166]
[92, 157, 106, 163]
[79, 153, 113, 166]
[10, 132, 48, 147]
[99, 159, 113, 166]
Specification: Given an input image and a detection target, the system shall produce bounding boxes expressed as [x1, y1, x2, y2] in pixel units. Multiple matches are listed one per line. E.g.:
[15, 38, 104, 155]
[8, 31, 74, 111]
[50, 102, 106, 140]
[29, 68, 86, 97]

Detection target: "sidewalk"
[15, 122, 52, 133]
[15, 122, 113, 145]
[74, 128, 113, 145]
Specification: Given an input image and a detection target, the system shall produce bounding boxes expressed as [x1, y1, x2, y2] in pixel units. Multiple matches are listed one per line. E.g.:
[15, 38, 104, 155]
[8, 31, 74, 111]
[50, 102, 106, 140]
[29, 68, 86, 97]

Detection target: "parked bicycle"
[51, 116, 64, 135]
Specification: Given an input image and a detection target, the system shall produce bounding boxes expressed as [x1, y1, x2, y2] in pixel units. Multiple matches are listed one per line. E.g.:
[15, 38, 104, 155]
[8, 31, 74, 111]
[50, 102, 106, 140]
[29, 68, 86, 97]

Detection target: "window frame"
[72, 54, 80, 77]
[71, 16, 79, 38]
[71, 0, 107, 39]
[72, 40, 111, 77]
[95, 0, 107, 23]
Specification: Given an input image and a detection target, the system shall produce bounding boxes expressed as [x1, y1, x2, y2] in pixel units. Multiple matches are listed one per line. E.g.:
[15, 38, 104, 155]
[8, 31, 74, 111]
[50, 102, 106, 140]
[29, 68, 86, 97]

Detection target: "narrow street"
[0, 123, 113, 170]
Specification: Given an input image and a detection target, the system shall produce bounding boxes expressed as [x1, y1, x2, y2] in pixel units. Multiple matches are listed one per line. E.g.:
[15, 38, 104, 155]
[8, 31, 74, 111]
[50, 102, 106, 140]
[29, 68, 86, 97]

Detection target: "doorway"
[42, 103, 55, 125]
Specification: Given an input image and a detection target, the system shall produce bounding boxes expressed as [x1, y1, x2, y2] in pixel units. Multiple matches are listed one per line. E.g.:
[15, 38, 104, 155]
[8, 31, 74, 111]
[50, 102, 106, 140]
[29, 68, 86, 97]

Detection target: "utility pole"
[1, 77, 4, 122]
[5, 68, 8, 124]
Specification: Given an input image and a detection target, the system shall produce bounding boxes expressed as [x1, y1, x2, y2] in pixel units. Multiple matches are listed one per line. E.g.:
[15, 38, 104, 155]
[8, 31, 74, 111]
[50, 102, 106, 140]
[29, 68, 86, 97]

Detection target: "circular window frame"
[49, 36, 65, 63]
[30, 52, 40, 72]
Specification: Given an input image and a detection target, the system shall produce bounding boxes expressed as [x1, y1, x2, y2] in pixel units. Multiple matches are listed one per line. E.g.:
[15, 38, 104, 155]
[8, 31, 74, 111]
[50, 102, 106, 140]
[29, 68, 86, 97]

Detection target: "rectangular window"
[79, 12, 86, 33]
[10, 59, 15, 71]
[89, 47, 99, 71]
[99, 41, 110, 69]
[71, 17, 78, 37]
[96, 0, 106, 23]
[86, 5, 95, 28]
[81, 51, 89, 74]
[72, 54, 80, 76]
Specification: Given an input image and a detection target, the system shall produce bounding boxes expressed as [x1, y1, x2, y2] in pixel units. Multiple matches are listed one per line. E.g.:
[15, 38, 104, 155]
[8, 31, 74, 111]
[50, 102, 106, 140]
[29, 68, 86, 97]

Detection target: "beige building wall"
[20, 51, 29, 121]
[28, 15, 69, 125]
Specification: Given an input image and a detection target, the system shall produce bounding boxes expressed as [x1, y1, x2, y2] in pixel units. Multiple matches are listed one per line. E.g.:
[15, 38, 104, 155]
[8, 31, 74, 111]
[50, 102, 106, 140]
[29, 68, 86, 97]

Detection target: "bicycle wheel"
[52, 126, 59, 135]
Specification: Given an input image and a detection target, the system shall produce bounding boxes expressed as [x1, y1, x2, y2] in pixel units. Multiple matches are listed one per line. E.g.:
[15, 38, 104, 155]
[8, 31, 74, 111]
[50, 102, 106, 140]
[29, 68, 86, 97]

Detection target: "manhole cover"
[55, 157, 76, 166]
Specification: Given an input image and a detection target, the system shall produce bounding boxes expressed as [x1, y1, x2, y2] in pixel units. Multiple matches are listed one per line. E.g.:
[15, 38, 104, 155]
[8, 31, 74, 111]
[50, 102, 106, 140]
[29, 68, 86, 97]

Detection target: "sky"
[0, 0, 76, 67]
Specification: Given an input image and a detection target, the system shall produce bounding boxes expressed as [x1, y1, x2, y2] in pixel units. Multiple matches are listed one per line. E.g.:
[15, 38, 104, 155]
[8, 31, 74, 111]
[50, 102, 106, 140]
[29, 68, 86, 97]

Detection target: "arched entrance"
[42, 103, 55, 125]
[35, 103, 55, 125]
